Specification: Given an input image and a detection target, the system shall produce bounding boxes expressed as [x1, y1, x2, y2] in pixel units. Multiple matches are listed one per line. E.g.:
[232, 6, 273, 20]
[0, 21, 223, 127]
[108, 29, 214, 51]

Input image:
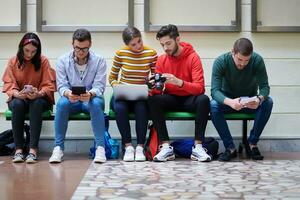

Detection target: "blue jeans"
[210, 97, 273, 150]
[54, 96, 105, 150]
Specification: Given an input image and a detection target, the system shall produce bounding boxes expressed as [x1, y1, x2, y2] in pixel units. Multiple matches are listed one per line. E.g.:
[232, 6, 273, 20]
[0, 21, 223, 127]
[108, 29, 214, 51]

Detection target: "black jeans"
[111, 97, 148, 145]
[148, 94, 210, 142]
[8, 97, 51, 149]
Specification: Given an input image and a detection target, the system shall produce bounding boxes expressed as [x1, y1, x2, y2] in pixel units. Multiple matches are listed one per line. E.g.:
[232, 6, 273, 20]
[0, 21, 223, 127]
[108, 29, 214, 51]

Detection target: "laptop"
[113, 84, 148, 101]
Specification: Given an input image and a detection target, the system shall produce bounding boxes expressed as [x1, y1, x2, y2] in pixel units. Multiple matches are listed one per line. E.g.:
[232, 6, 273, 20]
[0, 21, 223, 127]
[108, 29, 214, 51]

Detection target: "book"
[240, 96, 258, 105]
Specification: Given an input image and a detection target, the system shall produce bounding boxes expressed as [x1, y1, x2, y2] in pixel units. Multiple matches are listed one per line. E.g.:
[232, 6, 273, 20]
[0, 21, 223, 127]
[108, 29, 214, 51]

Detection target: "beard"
[171, 43, 179, 56]
[166, 43, 179, 56]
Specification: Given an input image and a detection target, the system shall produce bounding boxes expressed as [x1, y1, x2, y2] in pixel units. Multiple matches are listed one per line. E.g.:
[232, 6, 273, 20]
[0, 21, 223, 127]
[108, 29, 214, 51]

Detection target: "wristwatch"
[256, 95, 263, 105]
[89, 91, 95, 98]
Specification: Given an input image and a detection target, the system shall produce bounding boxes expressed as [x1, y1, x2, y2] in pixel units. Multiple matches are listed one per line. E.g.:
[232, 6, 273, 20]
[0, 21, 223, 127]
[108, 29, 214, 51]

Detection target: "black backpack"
[0, 123, 30, 156]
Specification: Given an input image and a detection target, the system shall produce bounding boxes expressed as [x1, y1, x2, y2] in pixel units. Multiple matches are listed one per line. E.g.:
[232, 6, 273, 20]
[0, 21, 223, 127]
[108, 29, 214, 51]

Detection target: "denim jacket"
[56, 51, 107, 97]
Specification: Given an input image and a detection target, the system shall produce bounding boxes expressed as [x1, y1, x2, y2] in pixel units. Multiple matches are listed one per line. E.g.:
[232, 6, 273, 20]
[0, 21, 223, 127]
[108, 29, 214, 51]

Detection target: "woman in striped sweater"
[109, 27, 157, 162]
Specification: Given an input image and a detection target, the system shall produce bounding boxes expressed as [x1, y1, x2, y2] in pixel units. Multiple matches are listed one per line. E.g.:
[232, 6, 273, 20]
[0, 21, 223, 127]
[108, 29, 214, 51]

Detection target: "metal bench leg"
[238, 119, 251, 157]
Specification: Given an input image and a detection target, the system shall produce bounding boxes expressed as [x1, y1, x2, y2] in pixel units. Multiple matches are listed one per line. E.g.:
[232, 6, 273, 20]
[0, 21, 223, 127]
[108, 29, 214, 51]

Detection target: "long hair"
[17, 32, 42, 71]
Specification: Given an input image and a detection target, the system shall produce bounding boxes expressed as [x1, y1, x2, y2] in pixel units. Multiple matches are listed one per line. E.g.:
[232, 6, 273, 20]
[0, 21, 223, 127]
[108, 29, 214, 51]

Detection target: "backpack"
[104, 131, 119, 159]
[144, 124, 160, 161]
[89, 114, 119, 159]
[0, 123, 30, 156]
[0, 129, 14, 156]
[171, 137, 219, 159]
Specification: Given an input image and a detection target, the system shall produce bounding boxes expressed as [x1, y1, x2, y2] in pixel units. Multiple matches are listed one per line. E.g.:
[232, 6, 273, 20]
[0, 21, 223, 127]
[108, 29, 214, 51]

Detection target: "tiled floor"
[72, 159, 300, 200]
[2, 153, 300, 200]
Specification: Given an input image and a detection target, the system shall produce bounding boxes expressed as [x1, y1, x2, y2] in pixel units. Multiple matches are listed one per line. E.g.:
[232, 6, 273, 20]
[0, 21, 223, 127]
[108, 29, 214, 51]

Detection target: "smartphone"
[71, 86, 86, 95]
[23, 85, 33, 93]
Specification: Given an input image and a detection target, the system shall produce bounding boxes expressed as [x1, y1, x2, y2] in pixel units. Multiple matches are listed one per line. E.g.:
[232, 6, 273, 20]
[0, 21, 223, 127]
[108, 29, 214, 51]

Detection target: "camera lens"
[154, 73, 160, 81]
[154, 73, 164, 90]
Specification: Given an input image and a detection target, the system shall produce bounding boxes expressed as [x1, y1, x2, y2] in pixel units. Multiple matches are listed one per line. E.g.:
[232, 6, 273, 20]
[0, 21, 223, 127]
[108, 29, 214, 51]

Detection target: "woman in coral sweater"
[2, 32, 56, 163]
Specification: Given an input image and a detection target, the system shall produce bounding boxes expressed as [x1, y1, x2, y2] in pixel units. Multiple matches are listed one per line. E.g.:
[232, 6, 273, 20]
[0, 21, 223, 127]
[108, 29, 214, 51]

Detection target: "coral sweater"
[2, 56, 56, 104]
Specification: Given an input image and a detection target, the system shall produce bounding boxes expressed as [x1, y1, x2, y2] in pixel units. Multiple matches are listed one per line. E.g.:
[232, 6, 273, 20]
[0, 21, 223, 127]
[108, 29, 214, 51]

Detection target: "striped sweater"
[109, 46, 157, 85]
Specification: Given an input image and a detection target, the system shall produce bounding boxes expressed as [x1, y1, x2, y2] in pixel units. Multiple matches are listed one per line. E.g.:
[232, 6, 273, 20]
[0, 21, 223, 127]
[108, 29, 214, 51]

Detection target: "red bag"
[144, 124, 160, 161]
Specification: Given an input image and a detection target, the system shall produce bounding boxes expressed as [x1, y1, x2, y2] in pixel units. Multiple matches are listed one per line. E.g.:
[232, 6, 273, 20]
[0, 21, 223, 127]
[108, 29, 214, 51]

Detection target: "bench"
[108, 109, 255, 156]
[5, 109, 255, 156]
[4, 110, 92, 121]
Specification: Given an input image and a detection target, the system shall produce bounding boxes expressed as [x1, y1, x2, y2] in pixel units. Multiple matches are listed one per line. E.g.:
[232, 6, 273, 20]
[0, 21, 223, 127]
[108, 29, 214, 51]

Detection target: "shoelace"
[136, 149, 143, 153]
[159, 146, 172, 155]
[125, 147, 134, 153]
[52, 150, 62, 156]
[27, 153, 37, 160]
[96, 149, 104, 154]
[13, 153, 24, 159]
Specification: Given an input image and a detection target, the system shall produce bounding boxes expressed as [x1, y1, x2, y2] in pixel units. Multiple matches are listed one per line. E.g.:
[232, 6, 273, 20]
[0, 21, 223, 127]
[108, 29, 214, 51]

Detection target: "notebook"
[113, 84, 148, 100]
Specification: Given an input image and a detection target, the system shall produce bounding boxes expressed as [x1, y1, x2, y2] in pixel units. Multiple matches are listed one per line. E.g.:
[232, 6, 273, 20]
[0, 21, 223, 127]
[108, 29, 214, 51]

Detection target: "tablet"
[71, 86, 86, 95]
[113, 84, 148, 101]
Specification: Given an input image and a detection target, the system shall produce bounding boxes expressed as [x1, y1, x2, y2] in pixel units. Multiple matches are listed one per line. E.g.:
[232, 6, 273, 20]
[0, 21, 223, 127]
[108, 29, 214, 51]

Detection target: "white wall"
[0, 0, 300, 140]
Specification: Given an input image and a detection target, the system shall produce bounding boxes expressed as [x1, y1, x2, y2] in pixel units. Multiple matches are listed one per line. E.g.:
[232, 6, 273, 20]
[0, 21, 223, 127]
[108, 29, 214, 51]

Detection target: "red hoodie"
[153, 42, 205, 96]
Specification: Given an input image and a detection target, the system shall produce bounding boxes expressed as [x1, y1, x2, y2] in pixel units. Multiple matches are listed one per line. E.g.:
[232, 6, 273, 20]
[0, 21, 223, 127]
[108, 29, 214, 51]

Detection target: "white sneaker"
[123, 146, 134, 162]
[135, 146, 146, 162]
[49, 146, 64, 163]
[153, 143, 175, 162]
[191, 144, 212, 162]
[94, 146, 106, 163]
[12, 153, 25, 163]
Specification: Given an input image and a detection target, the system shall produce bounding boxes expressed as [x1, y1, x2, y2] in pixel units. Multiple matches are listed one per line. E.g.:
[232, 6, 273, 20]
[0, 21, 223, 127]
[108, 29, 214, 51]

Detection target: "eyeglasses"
[74, 46, 89, 53]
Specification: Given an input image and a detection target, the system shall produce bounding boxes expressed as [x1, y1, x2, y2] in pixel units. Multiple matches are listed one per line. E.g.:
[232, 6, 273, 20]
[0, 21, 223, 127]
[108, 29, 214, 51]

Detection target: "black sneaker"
[250, 147, 264, 160]
[219, 149, 237, 162]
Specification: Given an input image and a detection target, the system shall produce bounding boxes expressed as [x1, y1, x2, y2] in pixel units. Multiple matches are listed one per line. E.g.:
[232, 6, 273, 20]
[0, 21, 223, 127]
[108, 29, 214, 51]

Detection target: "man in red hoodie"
[148, 24, 211, 162]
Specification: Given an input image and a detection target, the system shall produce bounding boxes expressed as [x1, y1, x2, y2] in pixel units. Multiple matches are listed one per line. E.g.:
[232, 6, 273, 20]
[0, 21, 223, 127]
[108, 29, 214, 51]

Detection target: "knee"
[135, 101, 148, 112]
[261, 96, 273, 111]
[10, 98, 26, 111]
[196, 95, 210, 106]
[135, 100, 147, 108]
[90, 97, 104, 112]
[114, 101, 127, 113]
[56, 97, 71, 111]
[148, 95, 160, 107]
[30, 98, 45, 109]
[210, 99, 221, 113]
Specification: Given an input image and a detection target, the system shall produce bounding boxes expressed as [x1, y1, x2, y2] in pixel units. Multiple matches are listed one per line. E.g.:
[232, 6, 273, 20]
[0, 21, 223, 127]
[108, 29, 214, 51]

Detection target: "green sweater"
[211, 52, 270, 104]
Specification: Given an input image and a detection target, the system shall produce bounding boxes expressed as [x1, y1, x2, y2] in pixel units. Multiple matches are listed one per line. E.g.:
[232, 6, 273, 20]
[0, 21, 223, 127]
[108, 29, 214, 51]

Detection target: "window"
[251, 0, 300, 32]
[0, 0, 26, 32]
[36, 0, 134, 32]
[144, 0, 241, 32]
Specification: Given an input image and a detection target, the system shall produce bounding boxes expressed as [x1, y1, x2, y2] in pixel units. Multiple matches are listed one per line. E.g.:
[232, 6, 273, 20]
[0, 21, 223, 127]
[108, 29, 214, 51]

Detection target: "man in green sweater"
[210, 38, 273, 162]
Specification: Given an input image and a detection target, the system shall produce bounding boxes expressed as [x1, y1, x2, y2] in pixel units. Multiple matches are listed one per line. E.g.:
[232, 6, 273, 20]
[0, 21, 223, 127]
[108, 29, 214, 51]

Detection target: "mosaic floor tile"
[72, 160, 300, 199]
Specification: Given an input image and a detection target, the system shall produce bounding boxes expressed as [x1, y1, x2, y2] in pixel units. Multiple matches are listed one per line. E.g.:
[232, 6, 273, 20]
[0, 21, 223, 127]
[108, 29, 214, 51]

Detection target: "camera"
[154, 73, 166, 90]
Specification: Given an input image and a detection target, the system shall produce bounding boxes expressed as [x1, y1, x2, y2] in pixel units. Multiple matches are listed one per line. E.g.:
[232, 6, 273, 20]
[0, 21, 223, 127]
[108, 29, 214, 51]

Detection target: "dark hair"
[17, 32, 42, 71]
[122, 27, 141, 45]
[72, 28, 92, 43]
[156, 24, 180, 40]
[233, 38, 253, 56]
